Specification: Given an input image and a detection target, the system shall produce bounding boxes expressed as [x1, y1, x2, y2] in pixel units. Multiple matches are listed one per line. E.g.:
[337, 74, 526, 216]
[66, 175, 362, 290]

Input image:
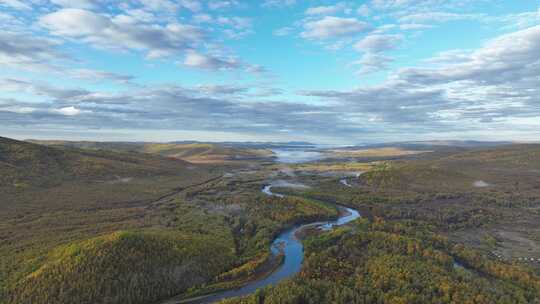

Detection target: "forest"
[2, 137, 540, 303]
[1, 137, 339, 304]
[222, 218, 540, 304]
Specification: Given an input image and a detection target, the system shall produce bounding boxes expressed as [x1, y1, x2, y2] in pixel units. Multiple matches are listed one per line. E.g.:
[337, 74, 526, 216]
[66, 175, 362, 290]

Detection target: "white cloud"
[53, 106, 83, 116]
[262, 0, 296, 8]
[354, 53, 394, 74]
[305, 3, 348, 16]
[488, 6, 540, 30]
[0, 0, 31, 10]
[124, 9, 157, 23]
[216, 16, 252, 30]
[245, 64, 266, 74]
[371, 0, 438, 10]
[183, 51, 242, 70]
[40, 9, 109, 36]
[301, 16, 370, 40]
[303, 25, 540, 134]
[208, 0, 239, 10]
[0, 30, 65, 71]
[423, 50, 472, 64]
[196, 84, 248, 95]
[137, 0, 201, 12]
[0, 106, 36, 114]
[357, 4, 370, 17]
[4, 23, 540, 142]
[39, 9, 205, 58]
[70, 69, 134, 83]
[50, 0, 98, 9]
[399, 25, 540, 87]
[399, 12, 480, 23]
[0, 11, 25, 30]
[353, 34, 402, 74]
[179, 0, 202, 12]
[193, 13, 212, 23]
[1, 81, 355, 141]
[273, 26, 293, 36]
[138, 0, 176, 11]
[354, 34, 402, 53]
[0, 30, 137, 82]
[2, 0, 540, 142]
[399, 23, 432, 30]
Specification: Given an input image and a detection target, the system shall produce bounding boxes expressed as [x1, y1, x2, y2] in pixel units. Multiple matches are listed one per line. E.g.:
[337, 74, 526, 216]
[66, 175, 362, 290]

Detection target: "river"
[166, 185, 360, 304]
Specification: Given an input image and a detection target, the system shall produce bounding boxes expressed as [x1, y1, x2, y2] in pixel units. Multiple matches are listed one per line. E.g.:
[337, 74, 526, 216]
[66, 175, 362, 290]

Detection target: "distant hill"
[405, 140, 515, 147]
[1, 136, 192, 189]
[219, 141, 316, 149]
[170, 140, 315, 147]
[1, 136, 336, 304]
[355, 140, 514, 151]
[361, 143, 540, 192]
[25, 139, 274, 164]
[139, 142, 273, 163]
[0, 137, 224, 304]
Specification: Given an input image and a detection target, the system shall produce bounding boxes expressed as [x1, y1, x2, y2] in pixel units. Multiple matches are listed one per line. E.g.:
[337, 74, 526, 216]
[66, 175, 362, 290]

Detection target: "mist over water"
[271, 148, 324, 163]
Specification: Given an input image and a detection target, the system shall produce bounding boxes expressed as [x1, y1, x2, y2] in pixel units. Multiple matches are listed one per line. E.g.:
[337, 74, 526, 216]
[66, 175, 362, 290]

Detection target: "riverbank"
[160, 188, 360, 304]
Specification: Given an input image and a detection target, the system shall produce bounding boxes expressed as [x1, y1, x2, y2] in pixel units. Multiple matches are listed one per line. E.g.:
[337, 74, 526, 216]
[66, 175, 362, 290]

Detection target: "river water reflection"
[174, 185, 360, 304]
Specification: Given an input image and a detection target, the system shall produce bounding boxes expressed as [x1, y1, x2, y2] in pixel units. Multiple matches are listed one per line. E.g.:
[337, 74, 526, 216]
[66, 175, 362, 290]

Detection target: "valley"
[1, 137, 540, 303]
[4, 2, 539, 303]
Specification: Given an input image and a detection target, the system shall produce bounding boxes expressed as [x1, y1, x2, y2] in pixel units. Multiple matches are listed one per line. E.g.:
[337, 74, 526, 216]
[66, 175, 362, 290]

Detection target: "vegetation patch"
[222, 218, 540, 304]
[8, 230, 236, 304]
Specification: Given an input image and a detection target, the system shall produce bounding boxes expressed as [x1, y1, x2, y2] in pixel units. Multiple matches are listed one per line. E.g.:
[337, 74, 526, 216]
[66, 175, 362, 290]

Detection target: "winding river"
[167, 185, 360, 304]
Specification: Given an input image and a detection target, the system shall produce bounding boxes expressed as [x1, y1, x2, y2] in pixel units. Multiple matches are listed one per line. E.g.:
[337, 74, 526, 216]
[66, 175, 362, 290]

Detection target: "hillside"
[289, 144, 540, 273]
[0, 137, 221, 302]
[26, 139, 273, 164]
[0, 137, 337, 304]
[223, 219, 540, 304]
[139, 143, 273, 163]
[1, 136, 196, 189]
[4, 138, 540, 304]
[9, 230, 236, 304]
[360, 144, 540, 193]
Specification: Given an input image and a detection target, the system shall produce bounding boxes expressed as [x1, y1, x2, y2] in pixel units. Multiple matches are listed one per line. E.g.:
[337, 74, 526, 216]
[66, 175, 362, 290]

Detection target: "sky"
[1, 0, 540, 144]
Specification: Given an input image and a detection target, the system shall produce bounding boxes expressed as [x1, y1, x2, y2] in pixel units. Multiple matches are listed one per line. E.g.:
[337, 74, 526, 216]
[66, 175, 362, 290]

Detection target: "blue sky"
[1, 0, 540, 144]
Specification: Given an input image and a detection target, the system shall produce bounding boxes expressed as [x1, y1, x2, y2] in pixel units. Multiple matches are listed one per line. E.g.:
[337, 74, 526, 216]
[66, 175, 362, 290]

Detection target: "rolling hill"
[0, 137, 224, 303]
[1, 136, 199, 190]
[0, 137, 336, 304]
[360, 144, 540, 193]
[25, 139, 274, 164]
